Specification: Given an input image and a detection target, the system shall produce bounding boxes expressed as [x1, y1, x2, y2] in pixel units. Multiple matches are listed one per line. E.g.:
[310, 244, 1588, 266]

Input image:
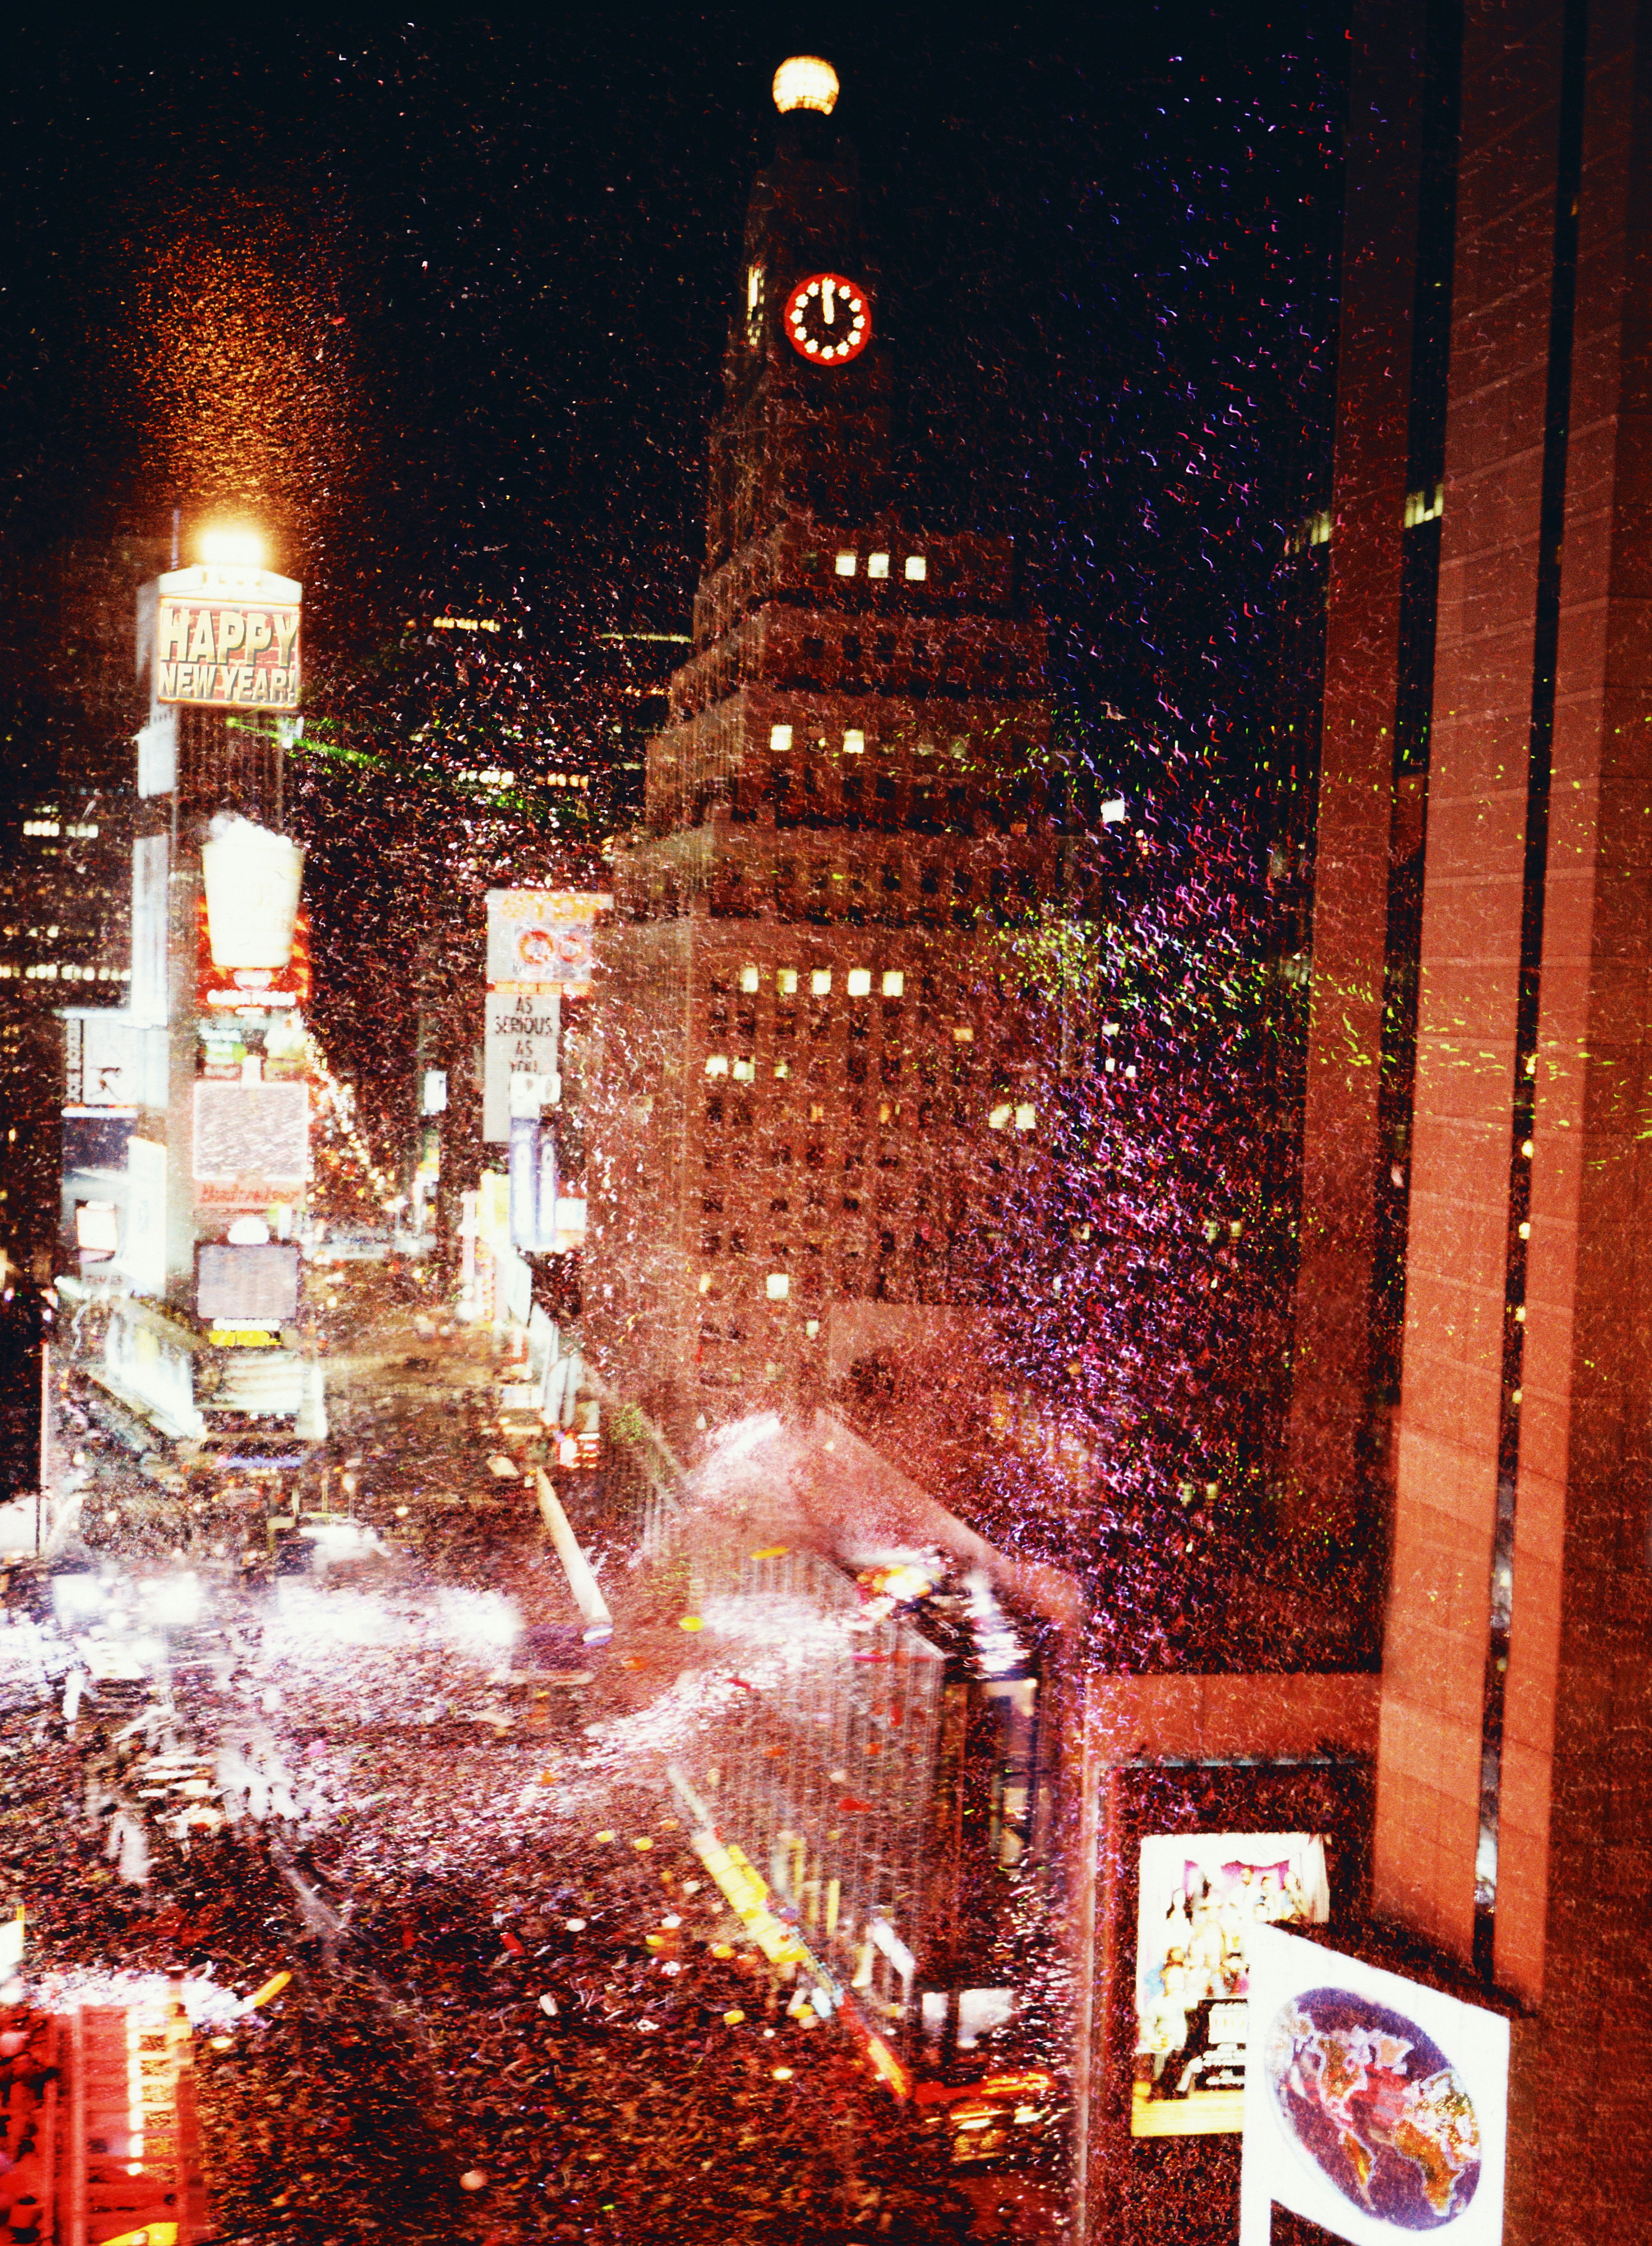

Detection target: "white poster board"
[1239, 1922, 1510, 2246]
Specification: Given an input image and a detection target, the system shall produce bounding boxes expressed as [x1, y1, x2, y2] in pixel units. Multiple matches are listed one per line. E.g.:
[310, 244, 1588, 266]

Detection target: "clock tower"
[588, 59, 1062, 1442]
[707, 68, 891, 567]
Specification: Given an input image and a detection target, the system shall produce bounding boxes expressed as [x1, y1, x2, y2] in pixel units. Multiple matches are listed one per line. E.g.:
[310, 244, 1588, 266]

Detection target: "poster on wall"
[1132, 1831, 1330, 2138]
[1239, 1921, 1510, 2246]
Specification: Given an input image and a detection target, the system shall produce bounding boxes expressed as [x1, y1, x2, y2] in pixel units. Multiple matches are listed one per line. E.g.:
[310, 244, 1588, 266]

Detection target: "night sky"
[1, 7, 1344, 717]
[0, 6, 1347, 1330]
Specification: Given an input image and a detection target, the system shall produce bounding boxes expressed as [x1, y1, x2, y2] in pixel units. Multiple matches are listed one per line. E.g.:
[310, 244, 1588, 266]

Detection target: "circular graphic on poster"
[1263, 1988, 1480, 2229]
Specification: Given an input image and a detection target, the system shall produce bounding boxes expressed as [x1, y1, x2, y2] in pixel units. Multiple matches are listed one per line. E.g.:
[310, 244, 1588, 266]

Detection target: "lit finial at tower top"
[772, 55, 839, 116]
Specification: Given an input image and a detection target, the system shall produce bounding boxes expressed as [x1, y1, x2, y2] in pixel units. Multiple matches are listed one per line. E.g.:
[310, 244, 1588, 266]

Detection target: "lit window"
[699, 1274, 713, 1294]
[733, 1059, 755, 1082]
[988, 1104, 1012, 1131]
[1100, 797, 1127, 824]
[809, 1102, 826, 1122]
[904, 555, 928, 581]
[765, 1272, 790, 1301]
[835, 551, 857, 577]
[774, 1061, 791, 1079]
[771, 723, 793, 751]
[847, 969, 872, 997]
[811, 969, 832, 996]
[842, 729, 865, 754]
[868, 552, 890, 579]
[778, 969, 798, 995]
[952, 1026, 974, 1043]
[805, 1319, 820, 1338]
[1014, 1104, 1036, 1131]
[881, 970, 904, 997]
[706, 1055, 729, 1077]
[740, 965, 760, 992]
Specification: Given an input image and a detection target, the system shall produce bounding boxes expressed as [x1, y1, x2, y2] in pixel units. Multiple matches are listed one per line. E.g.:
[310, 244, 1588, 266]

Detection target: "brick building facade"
[587, 94, 1068, 1440]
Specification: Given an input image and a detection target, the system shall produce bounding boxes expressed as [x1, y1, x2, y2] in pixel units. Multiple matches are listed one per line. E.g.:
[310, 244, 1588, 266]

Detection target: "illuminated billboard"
[485, 889, 612, 996]
[196, 1242, 301, 1327]
[192, 1080, 309, 1208]
[1239, 1921, 1509, 2246]
[197, 898, 311, 1016]
[1132, 1831, 1329, 2138]
[155, 563, 301, 710]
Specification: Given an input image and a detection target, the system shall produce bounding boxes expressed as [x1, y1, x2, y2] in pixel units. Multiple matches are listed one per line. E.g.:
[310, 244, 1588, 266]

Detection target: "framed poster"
[1132, 1831, 1330, 2138]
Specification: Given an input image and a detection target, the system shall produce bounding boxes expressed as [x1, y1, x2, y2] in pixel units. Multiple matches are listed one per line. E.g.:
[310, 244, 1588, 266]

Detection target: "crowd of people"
[0, 1504, 1008, 2243]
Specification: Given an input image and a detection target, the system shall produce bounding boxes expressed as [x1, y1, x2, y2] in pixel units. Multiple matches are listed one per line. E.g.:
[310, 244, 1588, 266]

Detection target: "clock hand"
[823, 276, 836, 325]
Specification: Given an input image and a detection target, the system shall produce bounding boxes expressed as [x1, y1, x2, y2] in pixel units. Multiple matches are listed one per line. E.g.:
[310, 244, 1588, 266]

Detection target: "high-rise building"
[587, 76, 1061, 1441]
[1287, 3, 1652, 2236]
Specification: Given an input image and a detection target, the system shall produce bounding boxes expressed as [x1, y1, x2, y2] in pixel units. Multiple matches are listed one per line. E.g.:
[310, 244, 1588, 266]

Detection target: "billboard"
[485, 889, 611, 996]
[154, 564, 301, 710]
[201, 816, 304, 968]
[196, 1242, 301, 1327]
[1239, 1922, 1509, 2246]
[192, 1081, 309, 1208]
[1133, 1831, 1329, 2138]
[64, 1013, 139, 1109]
[197, 898, 311, 1015]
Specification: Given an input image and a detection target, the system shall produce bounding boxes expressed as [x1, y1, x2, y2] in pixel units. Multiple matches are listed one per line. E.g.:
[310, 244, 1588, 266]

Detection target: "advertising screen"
[197, 898, 311, 1015]
[1132, 1832, 1330, 2138]
[154, 564, 301, 710]
[1239, 1922, 1510, 2246]
[196, 1242, 301, 1326]
[192, 1081, 309, 1208]
[485, 889, 612, 996]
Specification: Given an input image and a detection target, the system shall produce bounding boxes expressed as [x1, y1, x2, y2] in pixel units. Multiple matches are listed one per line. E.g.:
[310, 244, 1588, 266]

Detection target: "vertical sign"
[131, 836, 169, 1026]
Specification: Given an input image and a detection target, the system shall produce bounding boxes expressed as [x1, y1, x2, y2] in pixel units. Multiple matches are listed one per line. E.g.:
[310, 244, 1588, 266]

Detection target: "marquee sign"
[155, 562, 301, 710]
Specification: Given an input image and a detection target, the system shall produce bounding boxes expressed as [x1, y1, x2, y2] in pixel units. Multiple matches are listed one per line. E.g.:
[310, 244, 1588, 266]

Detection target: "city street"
[8, 1269, 1013, 2244]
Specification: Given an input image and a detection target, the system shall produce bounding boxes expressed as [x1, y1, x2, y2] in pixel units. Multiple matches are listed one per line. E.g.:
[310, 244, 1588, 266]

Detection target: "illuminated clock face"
[784, 273, 871, 365]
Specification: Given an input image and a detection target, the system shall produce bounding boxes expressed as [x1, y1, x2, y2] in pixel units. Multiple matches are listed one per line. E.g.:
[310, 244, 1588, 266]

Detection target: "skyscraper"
[1290, 3, 1652, 2234]
[588, 63, 1060, 1441]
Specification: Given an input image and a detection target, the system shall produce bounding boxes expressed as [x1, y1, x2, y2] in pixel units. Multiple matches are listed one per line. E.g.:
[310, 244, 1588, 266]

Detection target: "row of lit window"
[723, 966, 905, 998]
[432, 615, 502, 633]
[769, 724, 869, 754]
[22, 820, 99, 838]
[700, 1094, 1037, 1131]
[833, 551, 928, 581]
[0, 961, 123, 982]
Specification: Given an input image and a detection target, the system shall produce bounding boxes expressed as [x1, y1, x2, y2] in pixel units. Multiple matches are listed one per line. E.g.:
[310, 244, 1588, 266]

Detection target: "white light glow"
[770, 724, 793, 751]
[904, 555, 928, 581]
[835, 551, 857, 576]
[773, 55, 839, 115]
[199, 526, 264, 567]
[868, 553, 890, 579]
